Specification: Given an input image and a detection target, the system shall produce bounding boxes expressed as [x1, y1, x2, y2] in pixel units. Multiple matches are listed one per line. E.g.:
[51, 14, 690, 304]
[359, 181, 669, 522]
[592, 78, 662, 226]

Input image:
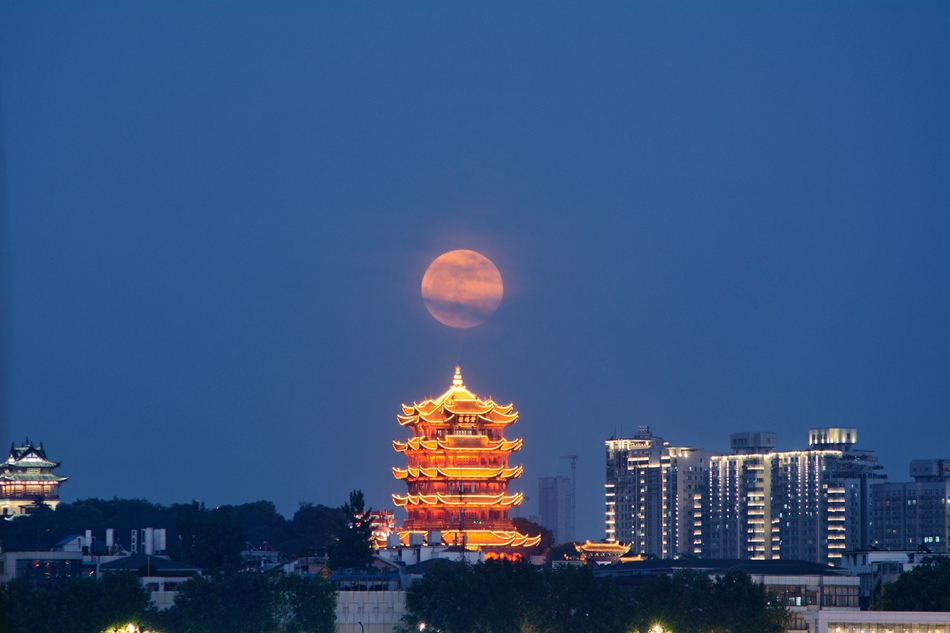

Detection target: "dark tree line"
[0, 572, 155, 633]
[0, 497, 344, 560]
[0, 569, 336, 633]
[400, 560, 789, 633]
[631, 568, 789, 633]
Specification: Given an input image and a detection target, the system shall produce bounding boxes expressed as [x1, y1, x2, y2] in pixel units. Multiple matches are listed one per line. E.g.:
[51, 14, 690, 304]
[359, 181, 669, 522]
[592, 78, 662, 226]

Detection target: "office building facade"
[871, 459, 950, 553]
[539, 476, 573, 544]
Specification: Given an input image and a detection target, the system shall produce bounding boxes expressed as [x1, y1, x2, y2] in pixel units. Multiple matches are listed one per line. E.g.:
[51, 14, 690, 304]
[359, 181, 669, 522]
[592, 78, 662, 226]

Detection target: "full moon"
[421, 250, 504, 328]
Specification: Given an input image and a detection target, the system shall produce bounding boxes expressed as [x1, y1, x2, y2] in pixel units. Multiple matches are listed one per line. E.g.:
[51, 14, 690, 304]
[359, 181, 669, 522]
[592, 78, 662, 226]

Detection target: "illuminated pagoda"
[1, 438, 68, 518]
[393, 367, 540, 552]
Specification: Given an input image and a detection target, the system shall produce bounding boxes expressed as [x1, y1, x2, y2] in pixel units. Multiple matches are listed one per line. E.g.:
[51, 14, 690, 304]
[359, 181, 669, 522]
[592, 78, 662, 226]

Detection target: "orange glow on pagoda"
[393, 367, 540, 551]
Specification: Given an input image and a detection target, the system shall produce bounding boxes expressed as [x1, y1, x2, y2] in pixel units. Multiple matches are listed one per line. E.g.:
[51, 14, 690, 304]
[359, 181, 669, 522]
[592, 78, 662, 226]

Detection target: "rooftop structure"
[0, 438, 68, 517]
[392, 367, 540, 552]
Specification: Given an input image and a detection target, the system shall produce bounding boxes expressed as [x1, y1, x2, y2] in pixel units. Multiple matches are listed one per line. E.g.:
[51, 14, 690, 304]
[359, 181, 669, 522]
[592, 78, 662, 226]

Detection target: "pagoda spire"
[453, 366, 463, 388]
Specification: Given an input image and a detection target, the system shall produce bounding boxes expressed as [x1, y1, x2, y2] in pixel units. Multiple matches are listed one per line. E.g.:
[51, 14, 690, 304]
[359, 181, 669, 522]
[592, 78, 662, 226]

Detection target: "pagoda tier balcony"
[397, 528, 541, 549]
[392, 491, 524, 508]
[393, 437, 523, 453]
[392, 465, 524, 480]
[398, 411, 518, 427]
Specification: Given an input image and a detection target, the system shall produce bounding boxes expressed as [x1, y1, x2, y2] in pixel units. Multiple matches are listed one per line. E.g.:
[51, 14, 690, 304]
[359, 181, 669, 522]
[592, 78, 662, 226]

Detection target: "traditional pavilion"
[1, 439, 68, 517]
[392, 367, 540, 552]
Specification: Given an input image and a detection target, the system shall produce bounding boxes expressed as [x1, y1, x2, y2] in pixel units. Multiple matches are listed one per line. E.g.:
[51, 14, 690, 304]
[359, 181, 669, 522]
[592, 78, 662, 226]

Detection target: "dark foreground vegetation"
[874, 556, 950, 611]
[0, 569, 336, 633]
[399, 560, 790, 633]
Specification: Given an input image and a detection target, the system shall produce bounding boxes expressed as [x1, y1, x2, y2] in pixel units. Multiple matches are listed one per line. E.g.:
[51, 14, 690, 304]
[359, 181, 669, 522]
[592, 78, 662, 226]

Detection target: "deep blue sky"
[1, 3, 947, 541]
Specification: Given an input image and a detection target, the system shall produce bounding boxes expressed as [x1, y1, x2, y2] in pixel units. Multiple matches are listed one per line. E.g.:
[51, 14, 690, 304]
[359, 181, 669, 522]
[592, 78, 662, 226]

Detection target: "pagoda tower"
[0, 439, 68, 517]
[393, 367, 540, 551]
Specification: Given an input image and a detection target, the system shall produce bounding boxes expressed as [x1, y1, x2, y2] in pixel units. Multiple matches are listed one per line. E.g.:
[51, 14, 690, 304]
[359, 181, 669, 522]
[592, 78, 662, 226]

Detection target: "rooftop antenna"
[560, 455, 579, 542]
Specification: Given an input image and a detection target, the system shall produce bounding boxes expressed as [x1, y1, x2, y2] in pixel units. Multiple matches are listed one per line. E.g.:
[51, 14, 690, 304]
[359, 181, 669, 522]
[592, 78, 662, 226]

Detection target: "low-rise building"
[593, 558, 860, 633]
[0, 550, 84, 587]
[805, 609, 950, 633]
[840, 550, 949, 609]
[97, 554, 202, 610]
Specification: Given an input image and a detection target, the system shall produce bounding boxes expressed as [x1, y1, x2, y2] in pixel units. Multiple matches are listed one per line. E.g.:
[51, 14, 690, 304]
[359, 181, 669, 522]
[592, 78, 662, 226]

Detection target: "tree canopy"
[327, 490, 375, 570]
[401, 559, 634, 633]
[176, 501, 247, 573]
[631, 569, 789, 633]
[1, 572, 157, 633]
[876, 556, 950, 611]
[0, 497, 344, 560]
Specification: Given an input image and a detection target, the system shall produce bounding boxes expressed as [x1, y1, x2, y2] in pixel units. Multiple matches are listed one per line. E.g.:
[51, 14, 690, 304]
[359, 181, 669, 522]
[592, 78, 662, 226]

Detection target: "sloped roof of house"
[98, 554, 201, 575]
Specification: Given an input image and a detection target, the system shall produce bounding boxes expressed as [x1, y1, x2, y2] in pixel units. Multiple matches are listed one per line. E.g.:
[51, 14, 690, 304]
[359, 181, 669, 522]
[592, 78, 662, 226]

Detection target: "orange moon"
[421, 250, 504, 328]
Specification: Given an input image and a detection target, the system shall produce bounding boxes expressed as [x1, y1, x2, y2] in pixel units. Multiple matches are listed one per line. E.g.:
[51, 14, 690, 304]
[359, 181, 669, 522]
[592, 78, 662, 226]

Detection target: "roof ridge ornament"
[453, 366, 463, 388]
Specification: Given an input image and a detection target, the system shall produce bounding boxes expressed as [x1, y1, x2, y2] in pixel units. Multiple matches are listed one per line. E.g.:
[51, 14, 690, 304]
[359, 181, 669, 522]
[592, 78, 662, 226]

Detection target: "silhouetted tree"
[6, 573, 155, 633]
[401, 559, 634, 633]
[176, 501, 246, 573]
[291, 502, 344, 554]
[539, 564, 632, 633]
[327, 490, 374, 570]
[275, 573, 337, 633]
[632, 569, 716, 633]
[631, 568, 788, 633]
[511, 517, 555, 557]
[713, 570, 789, 633]
[876, 556, 950, 611]
[165, 571, 278, 633]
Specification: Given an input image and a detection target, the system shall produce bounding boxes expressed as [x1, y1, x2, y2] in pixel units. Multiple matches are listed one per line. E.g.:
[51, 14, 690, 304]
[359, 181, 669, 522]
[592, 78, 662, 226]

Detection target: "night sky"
[1, 3, 947, 541]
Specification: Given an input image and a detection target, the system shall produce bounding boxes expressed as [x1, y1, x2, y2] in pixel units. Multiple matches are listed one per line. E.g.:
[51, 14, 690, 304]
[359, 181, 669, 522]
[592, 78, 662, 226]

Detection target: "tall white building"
[606, 427, 884, 566]
[538, 476, 573, 544]
[605, 426, 707, 558]
[705, 428, 884, 566]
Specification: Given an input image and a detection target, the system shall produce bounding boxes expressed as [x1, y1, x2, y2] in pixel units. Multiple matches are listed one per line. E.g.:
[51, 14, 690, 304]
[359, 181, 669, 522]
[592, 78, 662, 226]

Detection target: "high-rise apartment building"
[605, 426, 707, 558]
[539, 476, 573, 544]
[871, 459, 950, 553]
[706, 428, 884, 566]
[607, 427, 884, 566]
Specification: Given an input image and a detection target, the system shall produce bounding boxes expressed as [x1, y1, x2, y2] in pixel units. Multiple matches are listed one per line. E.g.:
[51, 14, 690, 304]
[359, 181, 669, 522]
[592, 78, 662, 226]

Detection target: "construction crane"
[560, 455, 579, 542]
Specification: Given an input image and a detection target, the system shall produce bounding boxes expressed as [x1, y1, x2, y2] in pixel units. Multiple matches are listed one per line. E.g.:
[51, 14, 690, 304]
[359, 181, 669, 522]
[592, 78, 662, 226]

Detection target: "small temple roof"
[5, 439, 60, 469]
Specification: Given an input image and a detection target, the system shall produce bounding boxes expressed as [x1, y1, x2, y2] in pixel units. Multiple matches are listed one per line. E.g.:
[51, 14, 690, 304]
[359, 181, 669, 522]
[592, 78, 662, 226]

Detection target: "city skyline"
[1, 3, 947, 540]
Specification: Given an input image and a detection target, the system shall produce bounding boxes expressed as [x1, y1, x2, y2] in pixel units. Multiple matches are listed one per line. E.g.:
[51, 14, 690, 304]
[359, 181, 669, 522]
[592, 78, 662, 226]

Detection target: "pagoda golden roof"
[397, 367, 519, 428]
[393, 465, 524, 480]
[578, 540, 631, 555]
[392, 491, 524, 508]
